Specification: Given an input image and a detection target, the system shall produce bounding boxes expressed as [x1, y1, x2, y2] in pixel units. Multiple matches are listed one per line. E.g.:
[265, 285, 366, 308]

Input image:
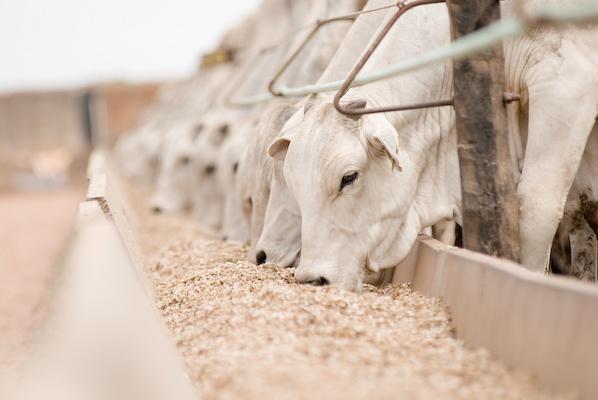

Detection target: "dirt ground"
[0, 187, 83, 368]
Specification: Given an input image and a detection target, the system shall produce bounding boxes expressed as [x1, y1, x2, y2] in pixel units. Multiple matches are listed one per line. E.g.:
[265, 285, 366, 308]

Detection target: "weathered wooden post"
[446, 0, 521, 261]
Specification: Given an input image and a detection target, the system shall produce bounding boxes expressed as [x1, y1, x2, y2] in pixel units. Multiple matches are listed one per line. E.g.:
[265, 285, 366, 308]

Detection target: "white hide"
[115, 124, 163, 185]
[243, 0, 390, 266]
[189, 113, 234, 231]
[271, 1, 598, 290]
[150, 120, 203, 214]
[218, 118, 254, 243]
[241, 101, 301, 265]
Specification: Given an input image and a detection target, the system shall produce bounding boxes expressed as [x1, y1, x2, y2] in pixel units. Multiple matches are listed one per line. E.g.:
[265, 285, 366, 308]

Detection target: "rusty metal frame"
[225, 45, 278, 107]
[333, 0, 522, 115]
[267, 16, 356, 96]
[334, 0, 453, 116]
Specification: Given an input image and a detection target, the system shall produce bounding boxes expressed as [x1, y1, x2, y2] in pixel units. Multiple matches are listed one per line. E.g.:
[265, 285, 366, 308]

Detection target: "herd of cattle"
[115, 0, 598, 290]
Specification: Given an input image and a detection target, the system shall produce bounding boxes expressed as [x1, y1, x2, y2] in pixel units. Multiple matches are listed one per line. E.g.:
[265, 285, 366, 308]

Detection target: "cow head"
[268, 94, 458, 291]
[150, 120, 200, 214]
[116, 125, 162, 185]
[254, 152, 302, 267]
[242, 101, 302, 266]
[190, 114, 232, 231]
[218, 119, 252, 243]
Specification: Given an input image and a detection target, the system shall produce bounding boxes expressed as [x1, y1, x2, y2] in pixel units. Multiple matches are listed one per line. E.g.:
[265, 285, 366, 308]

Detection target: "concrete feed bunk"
[140, 228, 562, 399]
[89, 162, 576, 399]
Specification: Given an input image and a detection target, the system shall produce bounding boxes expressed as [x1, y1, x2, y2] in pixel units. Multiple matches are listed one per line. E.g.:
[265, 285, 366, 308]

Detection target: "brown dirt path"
[0, 187, 83, 368]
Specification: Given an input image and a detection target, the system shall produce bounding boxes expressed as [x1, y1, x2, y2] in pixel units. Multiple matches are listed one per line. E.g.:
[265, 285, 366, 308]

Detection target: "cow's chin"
[258, 245, 300, 268]
[335, 271, 363, 293]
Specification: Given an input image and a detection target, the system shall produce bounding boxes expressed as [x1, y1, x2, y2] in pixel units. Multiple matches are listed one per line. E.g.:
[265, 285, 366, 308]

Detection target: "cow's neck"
[398, 92, 461, 233]
[357, 59, 460, 227]
[362, 2, 460, 230]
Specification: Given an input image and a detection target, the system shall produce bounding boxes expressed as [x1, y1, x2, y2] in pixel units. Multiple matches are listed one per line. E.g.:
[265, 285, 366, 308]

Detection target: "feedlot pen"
[24, 153, 596, 400]
[84, 154, 590, 400]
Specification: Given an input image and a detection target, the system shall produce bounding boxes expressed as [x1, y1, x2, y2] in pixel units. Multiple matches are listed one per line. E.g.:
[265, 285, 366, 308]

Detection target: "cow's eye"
[179, 155, 191, 166]
[340, 172, 358, 191]
[232, 161, 239, 174]
[205, 163, 216, 175]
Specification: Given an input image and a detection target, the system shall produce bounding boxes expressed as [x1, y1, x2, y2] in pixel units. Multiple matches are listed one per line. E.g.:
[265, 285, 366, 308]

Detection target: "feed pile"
[126, 186, 571, 400]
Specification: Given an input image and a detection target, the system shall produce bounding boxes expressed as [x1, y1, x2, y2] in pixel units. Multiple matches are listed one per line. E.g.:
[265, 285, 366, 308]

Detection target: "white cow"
[190, 113, 234, 230]
[241, 0, 385, 264]
[115, 124, 163, 185]
[150, 119, 203, 214]
[269, 1, 598, 290]
[114, 59, 236, 187]
[116, 0, 304, 193]
[151, 109, 237, 230]
[175, 0, 316, 217]
[241, 101, 301, 264]
[147, 0, 359, 246]
[218, 116, 257, 242]
[145, 0, 305, 235]
[113, 0, 256, 190]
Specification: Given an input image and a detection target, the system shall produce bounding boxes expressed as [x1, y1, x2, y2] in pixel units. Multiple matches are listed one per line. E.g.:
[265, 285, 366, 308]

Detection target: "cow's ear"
[342, 97, 367, 112]
[368, 125, 402, 171]
[340, 96, 367, 121]
[268, 137, 291, 161]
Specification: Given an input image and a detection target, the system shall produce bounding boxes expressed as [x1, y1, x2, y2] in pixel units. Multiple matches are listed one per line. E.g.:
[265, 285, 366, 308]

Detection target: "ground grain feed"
[124, 184, 575, 400]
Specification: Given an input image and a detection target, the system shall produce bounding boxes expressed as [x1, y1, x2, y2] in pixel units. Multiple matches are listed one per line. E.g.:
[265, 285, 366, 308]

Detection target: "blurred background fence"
[0, 83, 160, 189]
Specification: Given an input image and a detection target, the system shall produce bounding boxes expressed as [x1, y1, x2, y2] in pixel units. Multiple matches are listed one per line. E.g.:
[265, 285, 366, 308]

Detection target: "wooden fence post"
[446, 0, 521, 261]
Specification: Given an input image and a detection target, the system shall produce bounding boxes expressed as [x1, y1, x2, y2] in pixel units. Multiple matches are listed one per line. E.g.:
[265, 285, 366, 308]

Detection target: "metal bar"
[224, 46, 277, 108]
[228, 0, 598, 106]
[233, 2, 402, 105]
[268, 17, 355, 96]
[334, 0, 451, 116]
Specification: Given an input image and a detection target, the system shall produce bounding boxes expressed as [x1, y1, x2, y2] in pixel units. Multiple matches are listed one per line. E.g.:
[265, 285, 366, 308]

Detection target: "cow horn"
[341, 97, 367, 120]
[342, 97, 367, 111]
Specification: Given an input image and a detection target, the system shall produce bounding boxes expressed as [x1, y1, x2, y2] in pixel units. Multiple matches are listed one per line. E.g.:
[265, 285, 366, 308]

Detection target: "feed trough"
[72, 152, 598, 399]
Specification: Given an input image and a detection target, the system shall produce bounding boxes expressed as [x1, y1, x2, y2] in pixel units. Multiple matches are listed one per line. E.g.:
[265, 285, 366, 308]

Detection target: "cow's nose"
[294, 268, 331, 286]
[308, 277, 329, 286]
[151, 206, 162, 214]
[256, 250, 267, 265]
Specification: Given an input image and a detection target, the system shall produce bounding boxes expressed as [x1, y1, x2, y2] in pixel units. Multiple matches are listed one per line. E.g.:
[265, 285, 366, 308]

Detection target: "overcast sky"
[0, 0, 260, 94]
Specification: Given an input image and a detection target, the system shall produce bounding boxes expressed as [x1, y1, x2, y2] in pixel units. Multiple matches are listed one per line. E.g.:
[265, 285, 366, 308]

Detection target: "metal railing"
[229, 1, 598, 107]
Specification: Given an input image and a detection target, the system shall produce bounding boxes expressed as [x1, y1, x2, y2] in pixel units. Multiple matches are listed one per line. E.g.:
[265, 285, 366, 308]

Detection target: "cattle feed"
[124, 184, 573, 400]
